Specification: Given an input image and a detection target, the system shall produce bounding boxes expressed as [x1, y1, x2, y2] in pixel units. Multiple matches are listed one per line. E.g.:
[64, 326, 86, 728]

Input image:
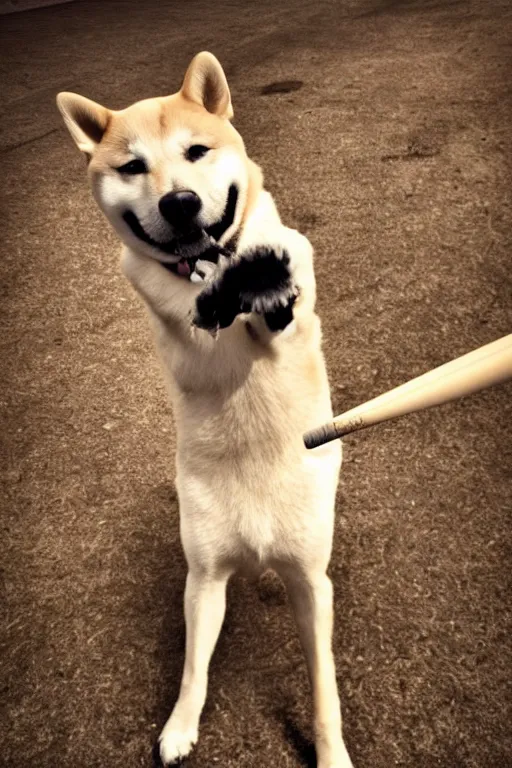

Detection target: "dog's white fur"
[58, 52, 353, 768]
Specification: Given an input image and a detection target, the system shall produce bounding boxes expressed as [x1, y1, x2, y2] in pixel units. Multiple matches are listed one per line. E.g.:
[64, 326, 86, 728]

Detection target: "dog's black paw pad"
[264, 302, 296, 331]
[232, 247, 292, 295]
[236, 247, 298, 328]
[194, 285, 219, 330]
[194, 280, 240, 331]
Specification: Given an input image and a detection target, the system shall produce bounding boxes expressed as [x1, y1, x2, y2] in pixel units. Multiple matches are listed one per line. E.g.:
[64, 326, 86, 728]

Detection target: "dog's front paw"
[237, 247, 299, 331]
[193, 246, 298, 332]
[158, 723, 198, 766]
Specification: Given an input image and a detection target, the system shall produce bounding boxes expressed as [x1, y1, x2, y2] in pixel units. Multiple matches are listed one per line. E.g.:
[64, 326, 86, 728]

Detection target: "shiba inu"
[57, 51, 353, 768]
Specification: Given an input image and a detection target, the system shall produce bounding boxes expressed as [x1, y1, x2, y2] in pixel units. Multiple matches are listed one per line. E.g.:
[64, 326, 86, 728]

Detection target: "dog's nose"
[158, 191, 202, 228]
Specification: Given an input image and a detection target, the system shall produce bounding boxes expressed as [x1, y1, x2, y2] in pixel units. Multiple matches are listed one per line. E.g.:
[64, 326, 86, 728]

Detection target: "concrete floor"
[1, 1, 511, 767]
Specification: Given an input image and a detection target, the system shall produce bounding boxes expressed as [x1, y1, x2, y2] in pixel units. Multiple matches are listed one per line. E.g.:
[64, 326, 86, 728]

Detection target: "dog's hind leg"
[158, 569, 230, 766]
[278, 568, 354, 768]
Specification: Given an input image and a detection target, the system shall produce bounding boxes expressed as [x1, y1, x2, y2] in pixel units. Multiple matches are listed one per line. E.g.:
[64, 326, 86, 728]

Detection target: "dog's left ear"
[181, 52, 233, 120]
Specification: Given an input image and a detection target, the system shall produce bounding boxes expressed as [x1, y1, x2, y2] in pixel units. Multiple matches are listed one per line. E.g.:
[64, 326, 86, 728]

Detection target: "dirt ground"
[1, 1, 511, 766]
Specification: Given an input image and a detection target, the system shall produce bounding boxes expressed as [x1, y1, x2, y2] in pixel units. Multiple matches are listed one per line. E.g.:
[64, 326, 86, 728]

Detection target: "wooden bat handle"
[304, 334, 512, 449]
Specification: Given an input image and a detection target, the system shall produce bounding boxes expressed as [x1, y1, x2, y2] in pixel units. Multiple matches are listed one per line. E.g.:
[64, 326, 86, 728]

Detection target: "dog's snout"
[159, 191, 202, 228]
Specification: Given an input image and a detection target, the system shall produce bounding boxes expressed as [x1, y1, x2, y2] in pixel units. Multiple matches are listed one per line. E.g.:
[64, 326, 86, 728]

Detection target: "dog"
[57, 51, 353, 768]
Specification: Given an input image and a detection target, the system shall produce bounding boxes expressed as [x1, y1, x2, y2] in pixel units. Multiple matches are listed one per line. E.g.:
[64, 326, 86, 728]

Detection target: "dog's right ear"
[181, 52, 233, 120]
[56, 92, 110, 155]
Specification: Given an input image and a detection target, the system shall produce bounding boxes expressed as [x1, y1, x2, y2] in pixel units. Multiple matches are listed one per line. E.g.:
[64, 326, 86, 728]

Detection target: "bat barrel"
[304, 334, 512, 449]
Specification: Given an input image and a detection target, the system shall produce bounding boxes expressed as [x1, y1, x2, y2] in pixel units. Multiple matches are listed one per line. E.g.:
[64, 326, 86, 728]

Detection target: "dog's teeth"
[195, 260, 217, 282]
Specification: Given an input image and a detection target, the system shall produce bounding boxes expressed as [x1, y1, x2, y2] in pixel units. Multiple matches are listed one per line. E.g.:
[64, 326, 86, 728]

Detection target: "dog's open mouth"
[122, 210, 223, 277]
[122, 210, 201, 257]
[122, 185, 239, 279]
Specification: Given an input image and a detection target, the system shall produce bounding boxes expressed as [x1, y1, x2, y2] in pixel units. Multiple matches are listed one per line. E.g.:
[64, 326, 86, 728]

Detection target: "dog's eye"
[116, 159, 148, 175]
[186, 145, 210, 162]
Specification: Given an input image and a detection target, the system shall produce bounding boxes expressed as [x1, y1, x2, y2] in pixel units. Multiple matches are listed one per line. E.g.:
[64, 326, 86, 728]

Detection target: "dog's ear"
[180, 52, 233, 120]
[56, 92, 111, 155]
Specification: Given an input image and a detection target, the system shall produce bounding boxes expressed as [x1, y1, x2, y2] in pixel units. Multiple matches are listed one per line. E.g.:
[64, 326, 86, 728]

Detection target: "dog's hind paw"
[158, 724, 198, 765]
[193, 246, 298, 332]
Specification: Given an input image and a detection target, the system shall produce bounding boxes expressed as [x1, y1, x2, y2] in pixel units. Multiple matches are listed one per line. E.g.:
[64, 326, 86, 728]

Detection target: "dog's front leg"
[158, 569, 230, 766]
[121, 248, 199, 332]
[279, 568, 354, 768]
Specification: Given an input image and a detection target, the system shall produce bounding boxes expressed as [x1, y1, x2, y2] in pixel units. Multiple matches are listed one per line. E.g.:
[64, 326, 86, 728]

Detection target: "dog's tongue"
[177, 259, 191, 276]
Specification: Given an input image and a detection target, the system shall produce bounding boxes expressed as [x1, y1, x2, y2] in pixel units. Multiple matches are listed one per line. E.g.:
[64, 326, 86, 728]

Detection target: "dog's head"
[57, 52, 253, 264]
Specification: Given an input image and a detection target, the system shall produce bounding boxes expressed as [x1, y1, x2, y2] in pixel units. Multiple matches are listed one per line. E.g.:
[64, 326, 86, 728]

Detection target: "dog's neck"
[242, 159, 264, 226]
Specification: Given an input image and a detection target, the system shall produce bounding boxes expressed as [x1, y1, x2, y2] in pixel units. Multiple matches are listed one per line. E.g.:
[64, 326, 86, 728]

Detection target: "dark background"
[1, 1, 511, 766]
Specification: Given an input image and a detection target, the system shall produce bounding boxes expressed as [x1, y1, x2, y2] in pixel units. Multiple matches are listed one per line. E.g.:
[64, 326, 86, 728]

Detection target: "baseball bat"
[304, 334, 512, 449]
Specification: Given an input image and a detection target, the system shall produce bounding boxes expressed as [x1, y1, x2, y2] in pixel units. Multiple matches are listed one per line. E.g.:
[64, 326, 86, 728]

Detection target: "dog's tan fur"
[58, 52, 353, 768]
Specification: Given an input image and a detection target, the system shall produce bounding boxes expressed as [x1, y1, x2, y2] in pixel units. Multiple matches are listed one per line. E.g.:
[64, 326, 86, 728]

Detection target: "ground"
[1, 1, 511, 766]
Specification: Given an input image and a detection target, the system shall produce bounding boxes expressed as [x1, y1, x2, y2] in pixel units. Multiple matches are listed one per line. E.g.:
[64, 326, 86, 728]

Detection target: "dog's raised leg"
[159, 569, 230, 765]
[280, 568, 354, 768]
